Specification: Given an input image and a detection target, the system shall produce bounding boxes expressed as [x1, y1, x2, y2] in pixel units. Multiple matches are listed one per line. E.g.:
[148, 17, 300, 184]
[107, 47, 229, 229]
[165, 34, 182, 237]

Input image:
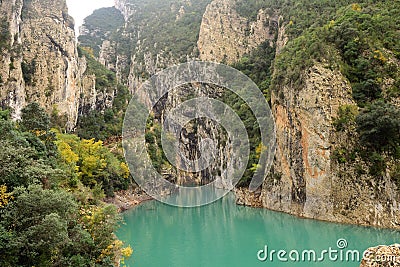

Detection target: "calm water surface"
[117, 194, 400, 267]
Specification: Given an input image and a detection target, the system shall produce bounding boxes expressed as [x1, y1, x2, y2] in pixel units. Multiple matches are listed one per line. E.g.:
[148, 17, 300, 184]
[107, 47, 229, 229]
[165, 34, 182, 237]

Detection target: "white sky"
[66, 0, 115, 36]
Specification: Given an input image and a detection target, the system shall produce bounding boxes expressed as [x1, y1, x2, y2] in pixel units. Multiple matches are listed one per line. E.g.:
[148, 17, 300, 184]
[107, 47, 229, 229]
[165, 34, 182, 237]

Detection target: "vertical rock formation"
[0, 0, 26, 118]
[263, 64, 356, 220]
[0, 0, 83, 130]
[198, 0, 279, 64]
[81, 0, 212, 94]
[78, 0, 400, 229]
[155, 84, 232, 187]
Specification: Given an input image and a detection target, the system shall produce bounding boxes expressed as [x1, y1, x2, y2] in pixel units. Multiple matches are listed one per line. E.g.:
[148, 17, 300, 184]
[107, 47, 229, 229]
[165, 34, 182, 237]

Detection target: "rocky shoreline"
[105, 188, 153, 212]
[234, 187, 263, 208]
[235, 188, 400, 267]
[360, 244, 400, 267]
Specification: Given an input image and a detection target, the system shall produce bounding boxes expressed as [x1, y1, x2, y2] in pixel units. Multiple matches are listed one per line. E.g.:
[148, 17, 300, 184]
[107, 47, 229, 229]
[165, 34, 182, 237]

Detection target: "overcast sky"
[66, 0, 115, 36]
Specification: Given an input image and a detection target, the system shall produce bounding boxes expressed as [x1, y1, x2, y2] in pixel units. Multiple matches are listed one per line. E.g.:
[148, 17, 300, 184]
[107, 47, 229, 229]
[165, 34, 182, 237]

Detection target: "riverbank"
[105, 188, 153, 212]
[234, 187, 263, 207]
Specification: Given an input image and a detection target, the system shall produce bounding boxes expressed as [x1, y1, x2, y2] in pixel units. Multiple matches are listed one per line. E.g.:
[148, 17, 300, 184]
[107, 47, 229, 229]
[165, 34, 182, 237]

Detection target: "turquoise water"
[117, 194, 400, 267]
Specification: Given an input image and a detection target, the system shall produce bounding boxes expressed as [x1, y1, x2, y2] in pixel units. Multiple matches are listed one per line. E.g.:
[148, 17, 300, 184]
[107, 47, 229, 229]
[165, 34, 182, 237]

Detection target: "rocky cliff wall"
[0, 0, 116, 130]
[83, 0, 400, 229]
[257, 62, 400, 229]
[198, 0, 279, 64]
[0, 0, 84, 130]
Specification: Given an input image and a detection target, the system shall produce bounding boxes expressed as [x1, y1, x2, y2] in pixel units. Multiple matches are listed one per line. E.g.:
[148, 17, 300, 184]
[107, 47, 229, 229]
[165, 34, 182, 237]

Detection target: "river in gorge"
[117, 193, 400, 267]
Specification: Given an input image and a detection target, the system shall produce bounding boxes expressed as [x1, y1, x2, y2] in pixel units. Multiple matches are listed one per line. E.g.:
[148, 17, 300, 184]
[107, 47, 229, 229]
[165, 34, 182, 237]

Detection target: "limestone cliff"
[80, 0, 400, 229]
[80, 0, 212, 94]
[0, 0, 119, 130]
[0, 0, 83, 130]
[260, 63, 399, 228]
[198, 0, 279, 64]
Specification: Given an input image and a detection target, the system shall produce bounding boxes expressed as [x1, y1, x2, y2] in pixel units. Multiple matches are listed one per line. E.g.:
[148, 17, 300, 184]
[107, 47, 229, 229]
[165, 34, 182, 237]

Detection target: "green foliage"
[367, 152, 386, 177]
[20, 102, 58, 157]
[80, 46, 117, 91]
[20, 102, 50, 132]
[21, 60, 36, 86]
[76, 48, 130, 141]
[80, 0, 211, 80]
[56, 133, 131, 196]
[0, 110, 131, 266]
[333, 105, 359, 131]
[220, 90, 263, 186]
[247, 0, 400, 188]
[0, 184, 125, 266]
[145, 119, 170, 173]
[0, 19, 11, 51]
[235, 0, 355, 35]
[78, 7, 124, 57]
[332, 147, 356, 164]
[356, 101, 400, 153]
[0, 140, 65, 189]
[233, 41, 277, 102]
[0, 185, 77, 266]
[76, 110, 108, 140]
[76, 105, 128, 141]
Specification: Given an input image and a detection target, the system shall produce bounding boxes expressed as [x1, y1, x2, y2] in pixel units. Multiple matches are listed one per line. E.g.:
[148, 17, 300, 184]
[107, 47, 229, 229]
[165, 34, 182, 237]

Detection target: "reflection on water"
[117, 193, 400, 267]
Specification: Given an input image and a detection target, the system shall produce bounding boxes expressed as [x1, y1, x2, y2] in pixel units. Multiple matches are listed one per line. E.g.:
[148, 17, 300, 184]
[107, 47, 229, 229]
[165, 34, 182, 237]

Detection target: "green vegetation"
[266, 1, 400, 182]
[220, 90, 263, 186]
[21, 60, 36, 86]
[356, 101, 400, 154]
[0, 104, 132, 266]
[80, 0, 212, 81]
[233, 41, 277, 102]
[233, 0, 400, 185]
[333, 105, 359, 131]
[235, 0, 356, 35]
[145, 117, 172, 174]
[80, 46, 117, 91]
[0, 19, 11, 51]
[76, 47, 130, 141]
[56, 132, 131, 197]
[79, 7, 124, 57]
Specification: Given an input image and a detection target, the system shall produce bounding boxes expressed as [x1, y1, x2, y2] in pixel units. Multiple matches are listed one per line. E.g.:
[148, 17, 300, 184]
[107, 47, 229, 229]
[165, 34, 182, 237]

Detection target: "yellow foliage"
[352, 3, 362, 12]
[56, 140, 79, 165]
[120, 162, 130, 179]
[373, 50, 388, 63]
[255, 143, 267, 160]
[122, 246, 133, 258]
[0, 185, 13, 208]
[81, 46, 95, 58]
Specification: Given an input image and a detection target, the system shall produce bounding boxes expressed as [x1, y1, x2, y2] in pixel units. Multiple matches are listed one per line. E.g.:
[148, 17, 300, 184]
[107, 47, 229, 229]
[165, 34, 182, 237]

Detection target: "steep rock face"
[0, 0, 83, 130]
[81, 0, 212, 94]
[198, 0, 279, 64]
[263, 64, 355, 219]
[161, 84, 231, 187]
[262, 63, 400, 229]
[0, 0, 26, 118]
[136, 77, 234, 187]
[114, 0, 136, 21]
[81, 0, 400, 229]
